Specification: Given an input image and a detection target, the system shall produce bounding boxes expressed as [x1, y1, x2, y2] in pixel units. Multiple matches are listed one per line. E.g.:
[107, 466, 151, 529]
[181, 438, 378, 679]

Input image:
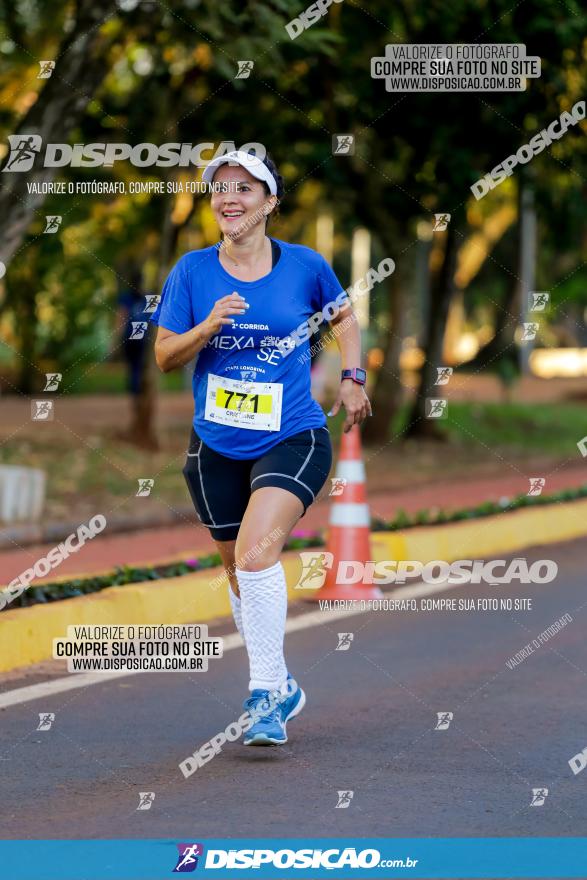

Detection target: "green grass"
[0, 363, 186, 394]
[0, 432, 192, 522]
[389, 401, 587, 457]
[63, 364, 185, 394]
[444, 401, 587, 455]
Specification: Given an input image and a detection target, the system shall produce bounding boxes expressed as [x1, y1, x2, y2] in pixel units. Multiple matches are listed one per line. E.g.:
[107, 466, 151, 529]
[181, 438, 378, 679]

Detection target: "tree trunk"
[339, 161, 407, 446]
[125, 363, 159, 451]
[460, 189, 521, 372]
[460, 272, 519, 371]
[0, 0, 118, 266]
[362, 272, 404, 445]
[123, 179, 197, 450]
[10, 270, 38, 394]
[405, 223, 457, 438]
[17, 287, 38, 394]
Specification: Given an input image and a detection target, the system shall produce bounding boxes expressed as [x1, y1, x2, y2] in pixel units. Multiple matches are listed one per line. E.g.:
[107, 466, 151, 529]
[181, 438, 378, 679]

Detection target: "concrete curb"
[2, 498, 586, 674]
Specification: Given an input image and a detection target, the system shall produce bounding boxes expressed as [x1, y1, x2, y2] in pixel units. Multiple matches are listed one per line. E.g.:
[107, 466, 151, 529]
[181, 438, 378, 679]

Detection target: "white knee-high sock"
[228, 585, 244, 641]
[236, 560, 289, 692]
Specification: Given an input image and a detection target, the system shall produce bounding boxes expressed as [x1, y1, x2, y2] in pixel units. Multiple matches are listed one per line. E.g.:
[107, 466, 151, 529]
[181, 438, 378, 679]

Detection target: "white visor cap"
[202, 150, 277, 196]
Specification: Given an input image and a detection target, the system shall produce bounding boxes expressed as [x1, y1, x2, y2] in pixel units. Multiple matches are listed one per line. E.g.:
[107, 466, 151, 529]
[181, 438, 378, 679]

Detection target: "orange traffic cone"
[308, 424, 382, 601]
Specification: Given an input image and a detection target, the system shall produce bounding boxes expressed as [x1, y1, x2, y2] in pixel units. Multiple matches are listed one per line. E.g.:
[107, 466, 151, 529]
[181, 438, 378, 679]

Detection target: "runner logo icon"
[531, 292, 549, 311]
[294, 551, 334, 589]
[435, 711, 453, 730]
[528, 477, 546, 496]
[329, 477, 347, 496]
[144, 294, 161, 313]
[129, 321, 148, 340]
[37, 713, 55, 731]
[336, 632, 354, 651]
[435, 366, 453, 385]
[173, 843, 204, 872]
[530, 787, 548, 806]
[235, 60, 254, 79]
[32, 400, 54, 421]
[433, 213, 451, 231]
[335, 790, 354, 808]
[44, 215, 62, 233]
[426, 398, 448, 419]
[37, 60, 55, 79]
[332, 134, 355, 155]
[44, 373, 62, 391]
[522, 322, 539, 341]
[136, 792, 155, 811]
[2, 134, 42, 172]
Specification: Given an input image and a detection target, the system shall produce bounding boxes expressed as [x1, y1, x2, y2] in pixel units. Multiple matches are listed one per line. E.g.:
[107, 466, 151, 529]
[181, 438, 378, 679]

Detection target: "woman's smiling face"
[210, 163, 276, 238]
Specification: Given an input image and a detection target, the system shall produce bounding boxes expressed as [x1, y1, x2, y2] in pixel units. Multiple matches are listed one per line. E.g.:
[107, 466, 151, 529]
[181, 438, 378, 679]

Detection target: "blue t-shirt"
[150, 238, 346, 459]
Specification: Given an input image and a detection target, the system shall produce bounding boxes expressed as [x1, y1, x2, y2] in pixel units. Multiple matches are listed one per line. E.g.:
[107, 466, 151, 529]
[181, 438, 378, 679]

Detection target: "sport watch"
[341, 368, 366, 386]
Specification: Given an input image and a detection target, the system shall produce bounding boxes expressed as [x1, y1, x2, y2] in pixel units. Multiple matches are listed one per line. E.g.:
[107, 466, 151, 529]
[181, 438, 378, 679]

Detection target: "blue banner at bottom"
[1, 838, 585, 879]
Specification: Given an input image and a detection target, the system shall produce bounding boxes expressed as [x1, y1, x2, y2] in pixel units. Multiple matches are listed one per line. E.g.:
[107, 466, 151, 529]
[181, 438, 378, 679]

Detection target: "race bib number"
[204, 373, 282, 432]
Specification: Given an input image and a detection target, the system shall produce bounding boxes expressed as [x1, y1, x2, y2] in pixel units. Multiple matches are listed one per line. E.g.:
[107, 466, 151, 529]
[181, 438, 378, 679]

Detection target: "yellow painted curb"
[2, 498, 587, 674]
[0, 553, 305, 674]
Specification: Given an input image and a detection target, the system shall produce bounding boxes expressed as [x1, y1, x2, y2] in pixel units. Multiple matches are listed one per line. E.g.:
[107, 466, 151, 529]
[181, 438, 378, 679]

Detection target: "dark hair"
[249, 150, 284, 226]
[259, 152, 285, 199]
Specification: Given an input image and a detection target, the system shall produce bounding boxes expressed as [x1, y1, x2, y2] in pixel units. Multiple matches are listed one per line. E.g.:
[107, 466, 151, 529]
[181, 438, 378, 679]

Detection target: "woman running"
[152, 149, 371, 745]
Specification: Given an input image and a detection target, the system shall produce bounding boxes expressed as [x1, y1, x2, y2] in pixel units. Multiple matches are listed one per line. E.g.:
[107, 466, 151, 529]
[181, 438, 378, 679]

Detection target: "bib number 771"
[204, 373, 282, 431]
[221, 389, 260, 413]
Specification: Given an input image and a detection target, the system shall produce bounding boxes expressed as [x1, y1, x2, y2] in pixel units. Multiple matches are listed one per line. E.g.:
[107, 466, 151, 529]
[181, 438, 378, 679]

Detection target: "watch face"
[342, 369, 366, 383]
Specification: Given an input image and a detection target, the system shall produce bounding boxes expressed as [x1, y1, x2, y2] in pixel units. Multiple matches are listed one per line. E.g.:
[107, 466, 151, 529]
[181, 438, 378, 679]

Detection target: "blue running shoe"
[242, 675, 306, 747]
[280, 673, 306, 725]
[243, 689, 286, 746]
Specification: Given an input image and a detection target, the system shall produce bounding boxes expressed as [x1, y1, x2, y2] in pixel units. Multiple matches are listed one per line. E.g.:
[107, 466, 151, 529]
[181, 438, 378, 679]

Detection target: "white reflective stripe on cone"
[336, 460, 366, 483]
[329, 503, 370, 527]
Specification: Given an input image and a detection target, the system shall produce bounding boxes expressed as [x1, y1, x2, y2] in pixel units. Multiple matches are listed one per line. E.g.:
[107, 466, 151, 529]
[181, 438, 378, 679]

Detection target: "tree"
[0, 0, 119, 266]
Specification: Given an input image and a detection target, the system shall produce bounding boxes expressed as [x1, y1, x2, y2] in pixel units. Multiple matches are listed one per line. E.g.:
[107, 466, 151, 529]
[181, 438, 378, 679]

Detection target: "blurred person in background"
[115, 271, 149, 397]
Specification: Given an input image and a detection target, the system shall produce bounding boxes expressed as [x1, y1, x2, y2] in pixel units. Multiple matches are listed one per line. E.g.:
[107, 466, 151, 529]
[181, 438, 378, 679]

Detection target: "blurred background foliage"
[0, 0, 585, 449]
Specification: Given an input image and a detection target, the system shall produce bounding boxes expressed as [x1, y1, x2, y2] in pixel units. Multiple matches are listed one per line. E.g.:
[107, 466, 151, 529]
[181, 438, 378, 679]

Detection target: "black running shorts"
[182, 425, 332, 541]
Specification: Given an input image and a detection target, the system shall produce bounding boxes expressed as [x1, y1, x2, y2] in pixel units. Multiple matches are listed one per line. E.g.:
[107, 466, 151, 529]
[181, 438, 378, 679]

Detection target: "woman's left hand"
[328, 380, 373, 433]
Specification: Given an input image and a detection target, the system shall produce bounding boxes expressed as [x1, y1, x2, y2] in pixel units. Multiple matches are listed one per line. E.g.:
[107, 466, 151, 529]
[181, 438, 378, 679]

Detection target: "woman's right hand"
[202, 292, 249, 337]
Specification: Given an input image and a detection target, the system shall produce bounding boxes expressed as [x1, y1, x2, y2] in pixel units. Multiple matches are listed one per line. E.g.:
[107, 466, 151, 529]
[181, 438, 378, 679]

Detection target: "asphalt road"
[1, 538, 585, 848]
